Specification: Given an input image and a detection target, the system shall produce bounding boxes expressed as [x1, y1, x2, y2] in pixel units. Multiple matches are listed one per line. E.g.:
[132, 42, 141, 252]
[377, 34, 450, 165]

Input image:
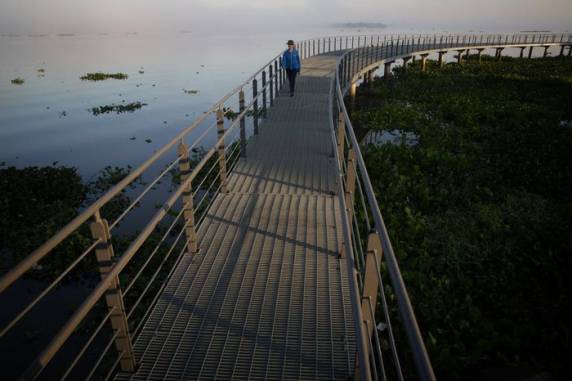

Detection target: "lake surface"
[3, 26, 495, 178]
[2, 28, 397, 177]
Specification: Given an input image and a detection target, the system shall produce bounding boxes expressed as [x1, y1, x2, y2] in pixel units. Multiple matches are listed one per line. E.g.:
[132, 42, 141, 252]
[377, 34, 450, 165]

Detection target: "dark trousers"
[286, 69, 298, 93]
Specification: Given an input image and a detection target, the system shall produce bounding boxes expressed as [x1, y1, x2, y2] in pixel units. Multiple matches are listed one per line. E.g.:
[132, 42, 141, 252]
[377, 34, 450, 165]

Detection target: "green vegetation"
[0, 166, 86, 275]
[223, 106, 264, 120]
[80, 72, 128, 81]
[90, 102, 147, 115]
[11, 77, 25, 85]
[352, 55, 572, 379]
[0, 165, 143, 278]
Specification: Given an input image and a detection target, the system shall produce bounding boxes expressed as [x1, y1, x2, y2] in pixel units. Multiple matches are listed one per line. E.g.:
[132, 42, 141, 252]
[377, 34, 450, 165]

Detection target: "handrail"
[0, 51, 283, 295]
[328, 31, 571, 380]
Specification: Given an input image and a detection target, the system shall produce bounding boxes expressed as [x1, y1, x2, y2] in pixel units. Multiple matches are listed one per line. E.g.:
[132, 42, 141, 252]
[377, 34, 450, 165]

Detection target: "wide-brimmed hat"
[286, 40, 295, 45]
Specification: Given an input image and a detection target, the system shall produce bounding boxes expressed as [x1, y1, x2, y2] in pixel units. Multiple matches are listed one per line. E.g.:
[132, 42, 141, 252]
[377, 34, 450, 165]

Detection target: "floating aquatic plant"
[80, 72, 128, 81]
[223, 106, 264, 120]
[11, 78, 25, 85]
[90, 102, 147, 116]
[183, 89, 199, 95]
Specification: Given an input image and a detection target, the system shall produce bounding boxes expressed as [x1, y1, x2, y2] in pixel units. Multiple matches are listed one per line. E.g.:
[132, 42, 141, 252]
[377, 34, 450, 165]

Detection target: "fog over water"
[1, 0, 571, 34]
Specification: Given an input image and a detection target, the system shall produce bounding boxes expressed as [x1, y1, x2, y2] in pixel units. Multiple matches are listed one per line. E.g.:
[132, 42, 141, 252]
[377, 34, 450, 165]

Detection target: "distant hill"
[332, 22, 387, 29]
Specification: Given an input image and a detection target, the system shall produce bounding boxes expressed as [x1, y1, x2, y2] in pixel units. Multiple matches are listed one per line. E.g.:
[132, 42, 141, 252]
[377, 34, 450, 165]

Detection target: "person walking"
[282, 40, 301, 97]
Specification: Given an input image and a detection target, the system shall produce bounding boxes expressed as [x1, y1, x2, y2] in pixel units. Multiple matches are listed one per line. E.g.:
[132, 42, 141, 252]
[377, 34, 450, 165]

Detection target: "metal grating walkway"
[117, 51, 356, 380]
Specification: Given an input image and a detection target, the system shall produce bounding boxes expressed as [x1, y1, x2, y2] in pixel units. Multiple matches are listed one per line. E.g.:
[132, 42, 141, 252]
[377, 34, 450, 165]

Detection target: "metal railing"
[325, 32, 571, 381]
[0, 45, 289, 380]
[0, 32, 570, 380]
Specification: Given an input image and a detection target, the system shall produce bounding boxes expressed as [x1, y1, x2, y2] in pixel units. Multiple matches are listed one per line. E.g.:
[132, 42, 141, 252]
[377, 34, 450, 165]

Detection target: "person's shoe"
[290, 92, 294, 97]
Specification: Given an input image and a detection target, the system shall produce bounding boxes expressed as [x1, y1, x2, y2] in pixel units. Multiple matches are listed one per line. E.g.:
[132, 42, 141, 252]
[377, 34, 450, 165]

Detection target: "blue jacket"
[282, 49, 301, 71]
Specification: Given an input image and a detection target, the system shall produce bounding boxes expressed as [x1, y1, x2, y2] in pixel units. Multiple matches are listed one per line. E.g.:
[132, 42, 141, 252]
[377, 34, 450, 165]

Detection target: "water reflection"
[363, 129, 419, 146]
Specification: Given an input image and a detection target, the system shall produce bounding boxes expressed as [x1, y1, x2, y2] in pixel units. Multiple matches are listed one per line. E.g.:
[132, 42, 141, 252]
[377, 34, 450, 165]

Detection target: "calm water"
[0, 32, 283, 177]
[0, 29, 386, 177]
[1, 27, 472, 178]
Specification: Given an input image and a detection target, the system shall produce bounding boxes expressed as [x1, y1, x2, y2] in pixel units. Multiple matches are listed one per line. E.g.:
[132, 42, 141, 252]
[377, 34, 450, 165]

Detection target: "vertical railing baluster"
[337, 111, 346, 168]
[216, 108, 228, 193]
[89, 212, 136, 372]
[178, 142, 199, 255]
[252, 78, 259, 135]
[262, 70, 267, 117]
[178, 140, 199, 254]
[269, 65, 273, 106]
[345, 148, 358, 225]
[278, 57, 283, 90]
[239, 89, 246, 158]
[274, 60, 279, 98]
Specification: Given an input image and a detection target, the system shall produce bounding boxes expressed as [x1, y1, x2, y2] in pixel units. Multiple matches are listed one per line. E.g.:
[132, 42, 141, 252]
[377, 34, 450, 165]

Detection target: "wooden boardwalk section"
[117, 51, 357, 380]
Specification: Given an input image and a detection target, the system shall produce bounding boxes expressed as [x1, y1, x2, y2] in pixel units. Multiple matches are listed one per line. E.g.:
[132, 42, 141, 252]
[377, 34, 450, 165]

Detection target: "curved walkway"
[117, 51, 356, 380]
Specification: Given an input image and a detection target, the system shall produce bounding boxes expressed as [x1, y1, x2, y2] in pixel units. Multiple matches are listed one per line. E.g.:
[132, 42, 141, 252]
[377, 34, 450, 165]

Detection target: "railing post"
[252, 78, 259, 135]
[456, 49, 464, 64]
[340, 57, 345, 84]
[420, 53, 429, 72]
[279, 57, 284, 88]
[438, 51, 446, 67]
[89, 212, 135, 372]
[178, 142, 199, 254]
[344, 148, 358, 226]
[216, 107, 228, 193]
[337, 111, 346, 167]
[347, 54, 352, 85]
[274, 60, 279, 97]
[239, 89, 246, 158]
[269, 65, 274, 106]
[528, 46, 534, 59]
[262, 70, 267, 117]
[361, 232, 384, 341]
[496, 47, 504, 61]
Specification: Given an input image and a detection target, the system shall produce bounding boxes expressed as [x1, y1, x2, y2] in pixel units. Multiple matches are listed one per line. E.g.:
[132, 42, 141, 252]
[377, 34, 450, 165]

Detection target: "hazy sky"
[0, 0, 570, 34]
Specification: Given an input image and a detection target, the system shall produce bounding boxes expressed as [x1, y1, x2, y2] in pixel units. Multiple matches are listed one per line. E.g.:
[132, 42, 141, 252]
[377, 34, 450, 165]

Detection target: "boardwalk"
[4, 32, 567, 381]
[118, 51, 357, 380]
